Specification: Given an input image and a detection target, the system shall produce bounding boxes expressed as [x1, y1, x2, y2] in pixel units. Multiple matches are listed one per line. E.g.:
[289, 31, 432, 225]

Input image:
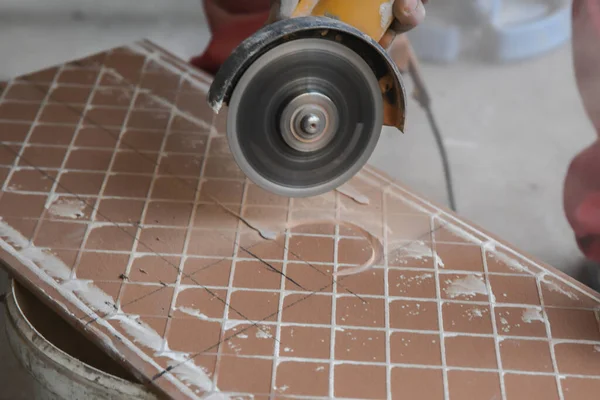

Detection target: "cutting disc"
[227, 38, 383, 198]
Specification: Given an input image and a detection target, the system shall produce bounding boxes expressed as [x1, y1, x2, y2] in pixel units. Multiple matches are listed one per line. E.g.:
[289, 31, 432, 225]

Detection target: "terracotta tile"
[21, 67, 58, 83]
[151, 177, 197, 201]
[290, 220, 336, 236]
[91, 87, 134, 107]
[555, 343, 600, 376]
[339, 211, 385, 238]
[39, 104, 84, 124]
[66, 149, 113, 171]
[433, 219, 485, 244]
[138, 227, 186, 254]
[86, 225, 136, 252]
[337, 297, 385, 328]
[85, 107, 127, 127]
[105, 174, 152, 198]
[275, 361, 329, 397]
[486, 251, 533, 275]
[500, 339, 553, 372]
[223, 323, 275, 345]
[58, 69, 99, 85]
[20, 146, 67, 168]
[223, 325, 275, 358]
[98, 71, 131, 87]
[238, 232, 285, 261]
[242, 206, 288, 234]
[120, 130, 164, 152]
[336, 328, 386, 362]
[288, 235, 334, 264]
[387, 214, 432, 242]
[562, 377, 600, 400]
[0, 101, 41, 121]
[445, 335, 497, 368]
[50, 86, 93, 104]
[489, 276, 539, 306]
[392, 368, 444, 400]
[505, 374, 560, 400]
[165, 133, 208, 153]
[207, 137, 231, 156]
[199, 179, 244, 204]
[388, 240, 435, 268]
[0, 145, 21, 166]
[0, 167, 9, 187]
[109, 316, 167, 357]
[1, 122, 30, 143]
[0, 218, 38, 242]
[34, 221, 87, 249]
[204, 156, 245, 180]
[337, 237, 379, 267]
[96, 199, 145, 224]
[388, 270, 436, 298]
[173, 287, 226, 319]
[194, 203, 240, 230]
[541, 276, 600, 309]
[340, 189, 382, 213]
[133, 92, 170, 110]
[547, 308, 600, 341]
[182, 258, 232, 287]
[144, 201, 193, 227]
[389, 299, 439, 330]
[187, 229, 236, 257]
[229, 290, 279, 321]
[282, 294, 332, 325]
[5, 82, 49, 101]
[279, 326, 330, 360]
[443, 303, 493, 334]
[159, 154, 202, 176]
[217, 357, 272, 395]
[390, 332, 441, 365]
[126, 110, 171, 131]
[57, 171, 104, 195]
[120, 283, 174, 317]
[130, 255, 179, 284]
[0, 193, 46, 217]
[112, 151, 158, 174]
[232, 260, 283, 290]
[495, 307, 547, 337]
[104, 53, 145, 82]
[440, 273, 489, 302]
[246, 184, 289, 207]
[166, 318, 222, 353]
[334, 364, 386, 400]
[337, 269, 385, 296]
[141, 71, 180, 92]
[284, 262, 333, 293]
[447, 370, 501, 400]
[435, 243, 483, 272]
[30, 124, 76, 145]
[75, 126, 119, 148]
[76, 251, 129, 281]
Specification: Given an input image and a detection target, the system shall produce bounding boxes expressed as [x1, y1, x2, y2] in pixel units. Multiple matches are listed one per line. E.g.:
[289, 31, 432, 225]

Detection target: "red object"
[190, 0, 270, 74]
[564, 0, 600, 263]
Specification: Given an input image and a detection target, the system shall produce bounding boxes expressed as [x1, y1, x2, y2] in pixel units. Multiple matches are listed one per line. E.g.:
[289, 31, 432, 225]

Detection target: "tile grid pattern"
[1, 42, 600, 399]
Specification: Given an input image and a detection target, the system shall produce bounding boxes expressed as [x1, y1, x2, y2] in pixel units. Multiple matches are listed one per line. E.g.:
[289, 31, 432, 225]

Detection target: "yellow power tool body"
[208, 0, 407, 198]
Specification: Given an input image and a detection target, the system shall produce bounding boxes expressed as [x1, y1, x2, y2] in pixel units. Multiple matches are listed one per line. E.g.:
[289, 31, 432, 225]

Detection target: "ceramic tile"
[2, 42, 600, 400]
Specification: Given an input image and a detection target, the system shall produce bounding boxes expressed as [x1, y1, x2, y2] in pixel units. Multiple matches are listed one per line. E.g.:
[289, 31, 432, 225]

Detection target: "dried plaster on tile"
[395, 272, 433, 290]
[538, 272, 579, 300]
[0, 219, 221, 398]
[445, 275, 488, 299]
[521, 308, 544, 324]
[389, 240, 445, 268]
[178, 307, 210, 321]
[47, 198, 87, 219]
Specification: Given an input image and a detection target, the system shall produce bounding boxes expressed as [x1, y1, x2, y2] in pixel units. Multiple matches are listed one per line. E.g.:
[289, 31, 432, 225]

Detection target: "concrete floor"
[0, 5, 597, 398]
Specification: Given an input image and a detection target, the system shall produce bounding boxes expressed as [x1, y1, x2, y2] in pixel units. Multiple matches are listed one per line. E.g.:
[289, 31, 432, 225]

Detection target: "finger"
[393, 0, 426, 31]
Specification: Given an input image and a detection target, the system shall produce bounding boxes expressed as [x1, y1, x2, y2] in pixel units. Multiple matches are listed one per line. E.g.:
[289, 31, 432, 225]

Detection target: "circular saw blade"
[227, 38, 383, 198]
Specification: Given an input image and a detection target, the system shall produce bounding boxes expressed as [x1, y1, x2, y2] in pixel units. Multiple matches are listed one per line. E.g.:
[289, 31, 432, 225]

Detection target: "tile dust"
[0, 40, 600, 400]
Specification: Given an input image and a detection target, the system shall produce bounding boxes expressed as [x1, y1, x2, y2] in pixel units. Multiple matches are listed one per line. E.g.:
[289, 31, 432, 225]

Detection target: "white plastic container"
[4, 280, 157, 400]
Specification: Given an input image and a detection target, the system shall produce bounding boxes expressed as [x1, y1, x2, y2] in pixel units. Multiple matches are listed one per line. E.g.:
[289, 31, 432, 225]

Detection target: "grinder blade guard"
[207, 15, 408, 198]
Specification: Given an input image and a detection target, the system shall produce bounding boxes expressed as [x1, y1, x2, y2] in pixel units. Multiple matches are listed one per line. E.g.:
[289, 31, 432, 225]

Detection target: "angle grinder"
[207, 0, 408, 198]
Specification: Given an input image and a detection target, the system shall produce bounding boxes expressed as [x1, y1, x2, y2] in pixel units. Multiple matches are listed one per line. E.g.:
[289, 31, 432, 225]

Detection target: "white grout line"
[382, 187, 393, 400]
[536, 276, 566, 400]
[329, 190, 341, 398]
[481, 243, 507, 400]
[269, 196, 292, 398]
[430, 216, 450, 400]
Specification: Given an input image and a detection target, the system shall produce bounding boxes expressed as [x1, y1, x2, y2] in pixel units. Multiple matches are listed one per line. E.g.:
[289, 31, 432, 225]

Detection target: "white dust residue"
[178, 307, 209, 321]
[594, 345, 600, 353]
[445, 275, 488, 299]
[48, 198, 86, 219]
[522, 308, 544, 324]
[379, 0, 394, 28]
[395, 273, 433, 291]
[256, 326, 273, 339]
[0, 219, 219, 396]
[315, 366, 325, 372]
[227, 341, 242, 355]
[224, 320, 247, 332]
[541, 276, 579, 300]
[440, 221, 483, 245]
[488, 251, 529, 273]
[336, 184, 370, 205]
[390, 240, 445, 267]
[466, 307, 486, 320]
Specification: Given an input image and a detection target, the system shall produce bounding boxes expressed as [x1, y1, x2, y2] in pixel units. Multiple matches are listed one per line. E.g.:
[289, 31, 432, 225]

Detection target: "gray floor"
[0, 5, 597, 398]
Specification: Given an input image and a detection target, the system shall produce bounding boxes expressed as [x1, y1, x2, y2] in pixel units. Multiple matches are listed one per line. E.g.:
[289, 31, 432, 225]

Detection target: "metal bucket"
[4, 279, 157, 400]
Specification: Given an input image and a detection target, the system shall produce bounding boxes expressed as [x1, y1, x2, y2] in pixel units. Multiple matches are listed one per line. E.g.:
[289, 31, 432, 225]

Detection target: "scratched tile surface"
[1, 41, 600, 400]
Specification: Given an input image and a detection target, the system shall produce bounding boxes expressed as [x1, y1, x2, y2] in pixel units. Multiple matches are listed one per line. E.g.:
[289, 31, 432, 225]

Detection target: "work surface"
[1, 41, 600, 399]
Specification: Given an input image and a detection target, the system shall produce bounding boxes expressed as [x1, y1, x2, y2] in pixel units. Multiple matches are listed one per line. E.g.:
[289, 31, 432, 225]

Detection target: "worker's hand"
[392, 0, 428, 33]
